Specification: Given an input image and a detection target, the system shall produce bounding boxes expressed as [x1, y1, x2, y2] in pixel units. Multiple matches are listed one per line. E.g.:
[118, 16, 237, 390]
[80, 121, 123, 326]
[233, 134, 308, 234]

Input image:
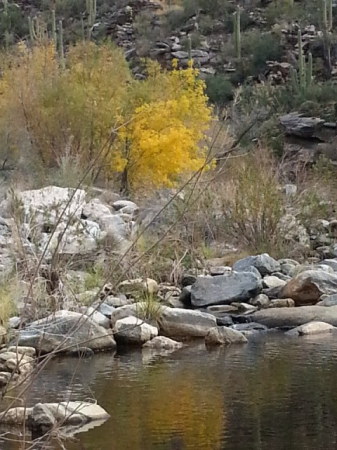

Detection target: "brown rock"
[280, 270, 337, 306]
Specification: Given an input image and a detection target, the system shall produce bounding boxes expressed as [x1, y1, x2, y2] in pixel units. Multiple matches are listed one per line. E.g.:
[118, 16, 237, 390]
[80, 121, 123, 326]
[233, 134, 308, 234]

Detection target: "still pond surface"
[3, 333, 337, 450]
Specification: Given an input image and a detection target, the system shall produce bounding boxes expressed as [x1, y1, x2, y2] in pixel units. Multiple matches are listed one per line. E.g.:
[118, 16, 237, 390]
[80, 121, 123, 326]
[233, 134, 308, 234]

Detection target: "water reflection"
[3, 334, 337, 449]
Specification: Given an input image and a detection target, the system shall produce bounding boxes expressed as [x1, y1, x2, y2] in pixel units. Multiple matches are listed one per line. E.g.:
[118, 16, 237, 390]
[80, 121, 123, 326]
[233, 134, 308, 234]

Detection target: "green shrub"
[205, 75, 234, 107]
[242, 31, 282, 75]
[183, 0, 232, 18]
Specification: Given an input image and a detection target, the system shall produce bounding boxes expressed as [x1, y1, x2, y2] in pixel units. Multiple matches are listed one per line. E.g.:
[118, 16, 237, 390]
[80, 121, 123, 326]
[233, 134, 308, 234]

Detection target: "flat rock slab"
[251, 305, 337, 328]
[190, 272, 262, 307]
[158, 307, 216, 338]
[205, 327, 248, 346]
[286, 321, 335, 336]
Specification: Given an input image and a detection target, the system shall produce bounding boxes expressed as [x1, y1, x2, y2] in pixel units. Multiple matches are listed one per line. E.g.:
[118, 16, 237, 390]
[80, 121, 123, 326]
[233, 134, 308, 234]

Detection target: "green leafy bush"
[206, 75, 234, 107]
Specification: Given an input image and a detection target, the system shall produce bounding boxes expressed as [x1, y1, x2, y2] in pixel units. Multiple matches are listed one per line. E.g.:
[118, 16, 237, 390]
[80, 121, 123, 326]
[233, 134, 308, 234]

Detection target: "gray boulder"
[158, 307, 216, 338]
[251, 305, 337, 328]
[317, 294, 337, 306]
[233, 254, 280, 276]
[280, 269, 337, 305]
[80, 307, 111, 329]
[16, 310, 116, 354]
[250, 294, 270, 308]
[279, 113, 324, 138]
[320, 259, 337, 271]
[190, 272, 262, 307]
[205, 327, 248, 346]
[114, 316, 158, 345]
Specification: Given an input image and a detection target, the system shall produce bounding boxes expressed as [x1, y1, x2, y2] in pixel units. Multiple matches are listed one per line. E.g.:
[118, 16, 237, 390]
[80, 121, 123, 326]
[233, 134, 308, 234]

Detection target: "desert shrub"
[165, 8, 189, 30]
[134, 11, 167, 55]
[84, 265, 105, 291]
[136, 294, 162, 321]
[242, 30, 282, 75]
[264, 1, 306, 27]
[183, 0, 232, 18]
[0, 1, 28, 47]
[220, 149, 286, 255]
[198, 14, 217, 35]
[205, 75, 234, 107]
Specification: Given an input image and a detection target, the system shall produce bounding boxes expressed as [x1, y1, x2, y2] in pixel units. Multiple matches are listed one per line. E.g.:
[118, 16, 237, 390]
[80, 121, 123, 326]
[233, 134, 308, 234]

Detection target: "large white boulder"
[18, 186, 86, 225]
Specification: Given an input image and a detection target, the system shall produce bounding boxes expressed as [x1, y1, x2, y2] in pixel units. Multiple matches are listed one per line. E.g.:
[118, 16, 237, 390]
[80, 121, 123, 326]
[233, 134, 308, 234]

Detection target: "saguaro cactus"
[28, 16, 47, 42]
[51, 9, 57, 47]
[59, 19, 65, 69]
[86, 0, 97, 39]
[306, 52, 313, 87]
[328, 0, 333, 30]
[233, 6, 241, 60]
[297, 30, 305, 88]
[323, 0, 333, 30]
[187, 35, 192, 60]
[292, 31, 313, 93]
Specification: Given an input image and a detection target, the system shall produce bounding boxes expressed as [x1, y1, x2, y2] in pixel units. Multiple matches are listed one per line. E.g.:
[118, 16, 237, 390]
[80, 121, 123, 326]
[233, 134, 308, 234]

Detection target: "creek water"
[3, 333, 337, 450]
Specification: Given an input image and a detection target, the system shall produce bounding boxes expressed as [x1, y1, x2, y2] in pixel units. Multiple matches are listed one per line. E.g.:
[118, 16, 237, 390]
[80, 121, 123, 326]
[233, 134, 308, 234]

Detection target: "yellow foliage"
[0, 41, 212, 191]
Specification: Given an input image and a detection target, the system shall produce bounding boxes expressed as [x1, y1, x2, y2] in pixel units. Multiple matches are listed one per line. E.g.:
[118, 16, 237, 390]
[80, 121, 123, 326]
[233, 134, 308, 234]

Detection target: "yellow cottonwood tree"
[114, 62, 212, 192]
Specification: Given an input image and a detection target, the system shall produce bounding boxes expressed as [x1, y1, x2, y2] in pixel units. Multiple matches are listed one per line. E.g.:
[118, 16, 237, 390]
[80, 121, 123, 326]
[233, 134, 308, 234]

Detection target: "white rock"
[112, 200, 138, 211]
[263, 275, 287, 289]
[82, 199, 112, 222]
[18, 186, 86, 225]
[0, 401, 110, 426]
[114, 316, 158, 345]
[143, 336, 183, 350]
[82, 307, 111, 329]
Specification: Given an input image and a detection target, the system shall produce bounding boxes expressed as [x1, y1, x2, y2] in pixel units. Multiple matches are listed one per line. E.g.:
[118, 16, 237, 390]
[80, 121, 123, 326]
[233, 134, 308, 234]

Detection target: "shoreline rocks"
[0, 401, 110, 432]
[15, 310, 116, 354]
